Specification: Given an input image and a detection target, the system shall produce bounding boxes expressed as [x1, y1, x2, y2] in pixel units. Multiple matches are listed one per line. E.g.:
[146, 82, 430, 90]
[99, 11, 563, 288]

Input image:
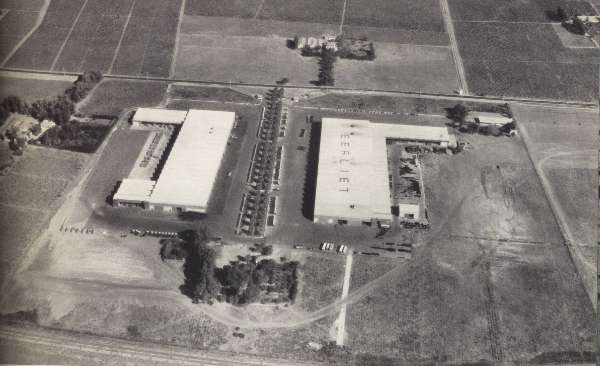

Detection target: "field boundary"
[169, 0, 187, 78]
[49, 0, 90, 71]
[0, 0, 51, 67]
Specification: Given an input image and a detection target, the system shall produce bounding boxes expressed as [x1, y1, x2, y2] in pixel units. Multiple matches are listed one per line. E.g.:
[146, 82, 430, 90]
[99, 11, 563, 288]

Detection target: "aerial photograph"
[0, 0, 597, 365]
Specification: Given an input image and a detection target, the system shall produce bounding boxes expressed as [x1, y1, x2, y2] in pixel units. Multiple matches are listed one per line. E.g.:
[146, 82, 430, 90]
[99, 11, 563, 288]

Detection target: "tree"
[260, 244, 273, 256]
[446, 104, 468, 126]
[573, 16, 587, 35]
[557, 7, 568, 22]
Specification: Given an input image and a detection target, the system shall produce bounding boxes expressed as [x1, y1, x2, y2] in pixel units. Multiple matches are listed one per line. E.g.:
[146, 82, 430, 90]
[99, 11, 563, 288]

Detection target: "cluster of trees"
[556, 6, 589, 35]
[66, 70, 103, 102]
[166, 230, 299, 306]
[446, 103, 515, 136]
[317, 48, 336, 86]
[38, 121, 110, 153]
[216, 255, 298, 305]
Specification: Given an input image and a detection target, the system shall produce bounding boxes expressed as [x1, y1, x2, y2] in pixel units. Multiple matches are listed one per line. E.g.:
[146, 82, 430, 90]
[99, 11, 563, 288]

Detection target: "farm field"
[0, 146, 87, 287]
[185, 0, 262, 18]
[257, 0, 344, 24]
[111, 0, 182, 77]
[0, 76, 72, 102]
[52, 0, 133, 73]
[5, 0, 86, 70]
[174, 34, 318, 86]
[0, 4, 40, 63]
[334, 43, 459, 93]
[77, 79, 169, 117]
[463, 60, 599, 101]
[344, 0, 444, 32]
[448, 0, 597, 22]
[181, 14, 338, 38]
[452, 15, 600, 101]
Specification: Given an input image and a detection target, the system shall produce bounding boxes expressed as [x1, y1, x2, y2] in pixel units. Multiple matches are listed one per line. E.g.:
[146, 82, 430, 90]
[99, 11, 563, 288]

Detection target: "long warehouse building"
[113, 109, 235, 213]
[313, 118, 451, 226]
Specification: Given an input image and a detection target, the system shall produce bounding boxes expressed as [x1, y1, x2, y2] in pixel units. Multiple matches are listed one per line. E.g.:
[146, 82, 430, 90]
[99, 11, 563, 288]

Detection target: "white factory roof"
[314, 118, 450, 222]
[314, 118, 392, 222]
[133, 108, 188, 125]
[147, 110, 235, 212]
[374, 123, 450, 142]
[113, 178, 155, 203]
[467, 111, 513, 125]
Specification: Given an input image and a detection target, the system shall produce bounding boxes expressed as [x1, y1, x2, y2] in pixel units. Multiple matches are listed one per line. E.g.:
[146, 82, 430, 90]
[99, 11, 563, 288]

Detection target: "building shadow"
[301, 121, 321, 220]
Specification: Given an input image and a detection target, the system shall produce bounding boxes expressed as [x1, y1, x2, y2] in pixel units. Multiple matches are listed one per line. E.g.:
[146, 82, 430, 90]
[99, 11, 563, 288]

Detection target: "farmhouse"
[113, 109, 235, 213]
[313, 118, 450, 226]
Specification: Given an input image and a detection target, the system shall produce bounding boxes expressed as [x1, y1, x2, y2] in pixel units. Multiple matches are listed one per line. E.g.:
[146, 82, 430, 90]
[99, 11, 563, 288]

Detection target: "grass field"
[341, 26, 449, 45]
[297, 253, 345, 312]
[77, 79, 169, 117]
[168, 84, 257, 104]
[5, 0, 86, 70]
[111, 0, 182, 77]
[448, 0, 597, 22]
[0, 76, 72, 102]
[344, 0, 444, 32]
[349, 255, 397, 291]
[463, 60, 599, 101]
[334, 43, 459, 93]
[174, 34, 318, 85]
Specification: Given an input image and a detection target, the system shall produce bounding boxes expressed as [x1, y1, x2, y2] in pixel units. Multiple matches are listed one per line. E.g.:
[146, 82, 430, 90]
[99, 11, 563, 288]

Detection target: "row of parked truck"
[320, 242, 348, 254]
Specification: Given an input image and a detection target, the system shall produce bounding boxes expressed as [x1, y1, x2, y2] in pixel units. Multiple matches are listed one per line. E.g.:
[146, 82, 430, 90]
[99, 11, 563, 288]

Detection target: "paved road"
[0, 324, 322, 366]
[335, 251, 353, 346]
[0, 68, 596, 109]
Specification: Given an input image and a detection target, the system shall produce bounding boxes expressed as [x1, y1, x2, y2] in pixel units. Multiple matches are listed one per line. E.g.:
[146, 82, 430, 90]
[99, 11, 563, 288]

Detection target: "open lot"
[343, 130, 594, 363]
[448, 0, 597, 22]
[77, 79, 169, 117]
[0, 146, 87, 286]
[0, 76, 72, 102]
[5, 0, 86, 70]
[510, 104, 598, 301]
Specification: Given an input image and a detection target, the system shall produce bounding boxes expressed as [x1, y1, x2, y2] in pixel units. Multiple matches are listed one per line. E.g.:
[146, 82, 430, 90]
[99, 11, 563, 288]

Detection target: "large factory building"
[313, 118, 451, 226]
[113, 108, 235, 214]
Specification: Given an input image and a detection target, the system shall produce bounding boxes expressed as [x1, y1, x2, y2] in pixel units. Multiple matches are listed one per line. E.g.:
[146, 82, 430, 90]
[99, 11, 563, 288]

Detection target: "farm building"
[313, 118, 450, 226]
[132, 108, 188, 127]
[113, 109, 235, 213]
[466, 111, 513, 126]
[0, 114, 55, 142]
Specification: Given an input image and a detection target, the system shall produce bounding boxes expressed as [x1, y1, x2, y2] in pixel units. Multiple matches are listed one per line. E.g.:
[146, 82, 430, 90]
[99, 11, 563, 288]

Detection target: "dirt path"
[335, 250, 353, 346]
[0, 0, 51, 67]
[169, 0, 187, 78]
[440, 0, 469, 95]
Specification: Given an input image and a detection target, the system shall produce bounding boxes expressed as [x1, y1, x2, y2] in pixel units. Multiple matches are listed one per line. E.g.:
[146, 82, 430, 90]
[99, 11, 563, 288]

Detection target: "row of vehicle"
[130, 228, 177, 237]
[320, 242, 348, 254]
